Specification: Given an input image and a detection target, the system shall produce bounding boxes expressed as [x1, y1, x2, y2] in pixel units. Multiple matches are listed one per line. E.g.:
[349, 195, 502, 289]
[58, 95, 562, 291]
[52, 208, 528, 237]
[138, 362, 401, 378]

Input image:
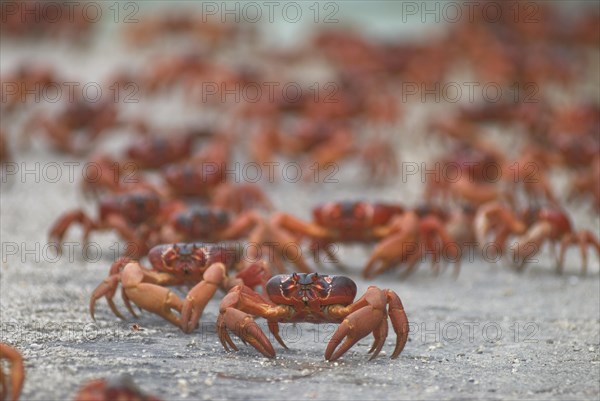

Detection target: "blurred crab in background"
[363, 205, 462, 279]
[73, 375, 161, 401]
[48, 190, 178, 258]
[475, 202, 600, 274]
[23, 96, 119, 155]
[218, 272, 409, 361]
[270, 201, 405, 272]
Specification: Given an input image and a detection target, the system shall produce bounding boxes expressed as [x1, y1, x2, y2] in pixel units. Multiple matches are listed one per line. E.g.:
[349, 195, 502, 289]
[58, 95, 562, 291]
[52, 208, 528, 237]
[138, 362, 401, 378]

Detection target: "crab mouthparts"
[299, 288, 312, 305]
[180, 262, 192, 274]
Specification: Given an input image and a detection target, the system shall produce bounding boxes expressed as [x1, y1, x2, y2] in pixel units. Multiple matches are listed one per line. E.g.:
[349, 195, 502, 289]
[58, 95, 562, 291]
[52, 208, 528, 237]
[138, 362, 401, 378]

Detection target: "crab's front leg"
[180, 262, 230, 333]
[0, 343, 24, 401]
[217, 285, 292, 358]
[325, 287, 409, 361]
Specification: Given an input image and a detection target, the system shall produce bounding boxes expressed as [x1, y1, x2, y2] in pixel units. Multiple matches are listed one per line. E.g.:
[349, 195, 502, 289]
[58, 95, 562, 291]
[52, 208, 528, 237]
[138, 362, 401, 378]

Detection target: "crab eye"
[281, 276, 297, 297]
[191, 249, 207, 265]
[162, 249, 178, 266]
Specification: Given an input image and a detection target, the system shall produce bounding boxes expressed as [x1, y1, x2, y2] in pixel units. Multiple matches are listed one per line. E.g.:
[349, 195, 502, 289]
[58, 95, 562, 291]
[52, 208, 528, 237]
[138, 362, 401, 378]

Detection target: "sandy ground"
[1, 3, 600, 400]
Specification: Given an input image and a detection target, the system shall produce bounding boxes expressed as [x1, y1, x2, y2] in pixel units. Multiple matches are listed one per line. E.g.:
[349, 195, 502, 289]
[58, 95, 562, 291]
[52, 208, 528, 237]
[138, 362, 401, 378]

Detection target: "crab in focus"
[90, 242, 268, 333]
[0, 343, 24, 401]
[218, 272, 409, 361]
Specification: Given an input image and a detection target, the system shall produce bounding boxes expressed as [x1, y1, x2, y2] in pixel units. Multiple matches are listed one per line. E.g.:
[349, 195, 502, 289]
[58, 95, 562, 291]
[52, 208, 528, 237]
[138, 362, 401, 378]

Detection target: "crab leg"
[48, 210, 95, 248]
[325, 287, 409, 361]
[386, 289, 409, 358]
[0, 343, 24, 401]
[118, 263, 185, 327]
[325, 287, 388, 361]
[180, 263, 227, 333]
[89, 261, 185, 327]
[217, 285, 290, 358]
[511, 221, 552, 270]
[363, 231, 416, 278]
[474, 202, 526, 249]
[558, 230, 600, 275]
[271, 212, 330, 240]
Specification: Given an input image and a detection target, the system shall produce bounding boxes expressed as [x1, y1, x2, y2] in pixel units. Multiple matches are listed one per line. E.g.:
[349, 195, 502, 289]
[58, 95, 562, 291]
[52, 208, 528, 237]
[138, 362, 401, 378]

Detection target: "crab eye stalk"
[161, 249, 178, 267]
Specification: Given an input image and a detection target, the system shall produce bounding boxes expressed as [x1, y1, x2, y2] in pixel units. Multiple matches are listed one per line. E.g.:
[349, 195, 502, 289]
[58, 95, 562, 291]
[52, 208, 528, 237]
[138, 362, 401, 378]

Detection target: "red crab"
[475, 202, 600, 274]
[270, 201, 405, 271]
[158, 207, 312, 274]
[140, 206, 287, 274]
[90, 242, 268, 334]
[218, 272, 409, 361]
[0, 343, 24, 401]
[250, 121, 397, 183]
[0, 65, 61, 113]
[79, 154, 154, 199]
[49, 190, 182, 258]
[424, 140, 512, 207]
[73, 375, 161, 401]
[23, 97, 119, 155]
[362, 206, 461, 279]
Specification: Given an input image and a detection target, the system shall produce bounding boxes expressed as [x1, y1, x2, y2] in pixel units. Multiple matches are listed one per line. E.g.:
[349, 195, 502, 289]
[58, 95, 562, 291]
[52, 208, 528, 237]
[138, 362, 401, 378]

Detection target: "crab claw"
[217, 307, 275, 358]
[325, 287, 408, 361]
[180, 263, 226, 333]
[217, 286, 279, 358]
[235, 261, 270, 289]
